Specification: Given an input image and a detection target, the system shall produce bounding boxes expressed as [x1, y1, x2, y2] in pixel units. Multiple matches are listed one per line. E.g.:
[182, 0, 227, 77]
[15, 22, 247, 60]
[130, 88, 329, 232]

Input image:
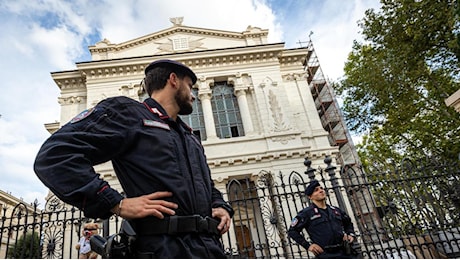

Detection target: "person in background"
[288, 180, 358, 259]
[34, 59, 234, 258]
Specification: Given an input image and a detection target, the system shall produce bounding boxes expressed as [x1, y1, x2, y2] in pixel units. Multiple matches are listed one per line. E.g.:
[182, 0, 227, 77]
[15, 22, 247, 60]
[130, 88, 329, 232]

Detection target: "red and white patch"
[290, 217, 299, 227]
[70, 107, 95, 123]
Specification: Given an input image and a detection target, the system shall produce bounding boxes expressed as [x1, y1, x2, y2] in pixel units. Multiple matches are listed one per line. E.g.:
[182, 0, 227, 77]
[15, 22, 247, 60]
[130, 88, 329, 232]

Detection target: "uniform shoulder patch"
[290, 217, 299, 227]
[70, 107, 96, 124]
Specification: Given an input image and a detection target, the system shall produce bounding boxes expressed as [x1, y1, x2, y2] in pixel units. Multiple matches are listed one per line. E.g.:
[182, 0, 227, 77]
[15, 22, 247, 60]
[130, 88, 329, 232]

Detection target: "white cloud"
[29, 24, 83, 69]
[83, 0, 283, 45]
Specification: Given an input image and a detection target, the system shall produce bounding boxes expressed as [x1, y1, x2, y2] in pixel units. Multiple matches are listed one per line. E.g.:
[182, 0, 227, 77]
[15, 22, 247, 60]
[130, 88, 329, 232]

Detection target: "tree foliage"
[336, 0, 460, 163]
[7, 232, 41, 259]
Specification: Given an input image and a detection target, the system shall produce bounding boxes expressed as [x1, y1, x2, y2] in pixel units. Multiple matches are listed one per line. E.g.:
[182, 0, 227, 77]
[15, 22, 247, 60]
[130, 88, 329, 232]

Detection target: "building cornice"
[75, 43, 287, 81]
[278, 47, 310, 68]
[51, 44, 310, 90]
[51, 70, 86, 91]
[207, 147, 337, 168]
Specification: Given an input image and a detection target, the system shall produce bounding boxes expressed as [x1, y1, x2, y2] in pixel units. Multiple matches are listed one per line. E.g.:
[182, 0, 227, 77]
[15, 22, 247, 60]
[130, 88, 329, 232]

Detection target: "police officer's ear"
[167, 72, 180, 89]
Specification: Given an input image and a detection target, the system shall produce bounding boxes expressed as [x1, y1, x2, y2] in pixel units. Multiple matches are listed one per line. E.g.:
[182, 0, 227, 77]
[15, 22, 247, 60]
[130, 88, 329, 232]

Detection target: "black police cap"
[144, 59, 197, 85]
[305, 180, 320, 196]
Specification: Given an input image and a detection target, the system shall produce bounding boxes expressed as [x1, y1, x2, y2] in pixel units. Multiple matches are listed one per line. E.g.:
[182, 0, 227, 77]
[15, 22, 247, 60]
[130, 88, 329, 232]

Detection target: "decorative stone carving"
[270, 135, 295, 145]
[169, 17, 184, 26]
[94, 38, 112, 47]
[261, 76, 277, 88]
[155, 37, 205, 53]
[120, 83, 143, 99]
[282, 72, 308, 81]
[58, 96, 86, 105]
[268, 90, 291, 132]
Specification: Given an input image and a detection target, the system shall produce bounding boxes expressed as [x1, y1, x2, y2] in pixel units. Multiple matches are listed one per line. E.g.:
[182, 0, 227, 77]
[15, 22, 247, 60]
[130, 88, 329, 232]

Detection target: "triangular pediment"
[88, 18, 269, 61]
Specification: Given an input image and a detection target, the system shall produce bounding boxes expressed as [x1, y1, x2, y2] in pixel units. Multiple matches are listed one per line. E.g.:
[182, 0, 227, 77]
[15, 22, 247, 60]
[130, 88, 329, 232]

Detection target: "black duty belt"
[323, 243, 343, 253]
[133, 215, 221, 236]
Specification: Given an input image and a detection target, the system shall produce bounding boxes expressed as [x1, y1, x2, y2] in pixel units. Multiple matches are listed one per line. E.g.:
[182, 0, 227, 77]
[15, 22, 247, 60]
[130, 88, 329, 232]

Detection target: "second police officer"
[288, 180, 358, 258]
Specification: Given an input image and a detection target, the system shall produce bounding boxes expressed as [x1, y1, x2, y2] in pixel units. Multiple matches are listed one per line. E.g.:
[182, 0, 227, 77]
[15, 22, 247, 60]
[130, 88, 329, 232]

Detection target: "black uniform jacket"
[34, 96, 232, 219]
[288, 203, 355, 250]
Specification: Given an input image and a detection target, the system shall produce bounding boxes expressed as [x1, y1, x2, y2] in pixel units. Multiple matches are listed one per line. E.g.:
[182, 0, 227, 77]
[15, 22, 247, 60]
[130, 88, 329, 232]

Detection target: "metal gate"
[220, 156, 460, 258]
[1, 156, 459, 258]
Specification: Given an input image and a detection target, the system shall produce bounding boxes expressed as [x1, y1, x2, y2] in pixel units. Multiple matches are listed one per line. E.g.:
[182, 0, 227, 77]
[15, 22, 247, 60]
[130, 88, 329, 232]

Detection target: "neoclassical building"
[47, 17, 342, 190]
[43, 17, 370, 258]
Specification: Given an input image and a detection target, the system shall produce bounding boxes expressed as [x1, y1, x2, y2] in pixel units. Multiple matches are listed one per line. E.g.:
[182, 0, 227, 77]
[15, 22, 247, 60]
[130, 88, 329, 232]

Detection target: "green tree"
[7, 232, 41, 259]
[336, 0, 460, 164]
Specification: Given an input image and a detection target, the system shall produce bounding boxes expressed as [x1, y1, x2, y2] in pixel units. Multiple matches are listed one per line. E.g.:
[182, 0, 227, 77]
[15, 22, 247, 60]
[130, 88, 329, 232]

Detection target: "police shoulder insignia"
[143, 119, 170, 130]
[70, 107, 96, 124]
[310, 214, 321, 220]
[290, 217, 299, 227]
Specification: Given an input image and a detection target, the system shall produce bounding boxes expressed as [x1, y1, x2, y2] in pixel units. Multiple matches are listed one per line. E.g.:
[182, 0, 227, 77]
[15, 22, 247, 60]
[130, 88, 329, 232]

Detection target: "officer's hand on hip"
[308, 243, 324, 256]
[212, 207, 231, 234]
[113, 191, 178, 219]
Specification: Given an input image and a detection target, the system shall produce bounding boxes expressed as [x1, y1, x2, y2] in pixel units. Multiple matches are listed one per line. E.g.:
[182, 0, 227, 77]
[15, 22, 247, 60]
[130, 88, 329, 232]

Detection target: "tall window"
[211, 82, 244, 138]
[180, 88, 206, 140]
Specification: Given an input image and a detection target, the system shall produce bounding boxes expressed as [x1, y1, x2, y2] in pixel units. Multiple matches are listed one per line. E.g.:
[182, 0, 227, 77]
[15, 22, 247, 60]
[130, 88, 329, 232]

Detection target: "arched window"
[180, 88, 206, 141]
[211, 82, 244, 139]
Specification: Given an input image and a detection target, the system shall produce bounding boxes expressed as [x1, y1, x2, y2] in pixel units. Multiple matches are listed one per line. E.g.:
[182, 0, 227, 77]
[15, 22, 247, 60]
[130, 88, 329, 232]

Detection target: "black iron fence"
[1, 156, 459, 258]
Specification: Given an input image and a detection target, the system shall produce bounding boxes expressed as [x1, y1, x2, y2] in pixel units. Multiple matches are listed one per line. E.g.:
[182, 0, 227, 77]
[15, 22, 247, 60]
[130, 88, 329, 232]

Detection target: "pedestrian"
[288, 180, 358, 259]
[34, 59, 234, 258]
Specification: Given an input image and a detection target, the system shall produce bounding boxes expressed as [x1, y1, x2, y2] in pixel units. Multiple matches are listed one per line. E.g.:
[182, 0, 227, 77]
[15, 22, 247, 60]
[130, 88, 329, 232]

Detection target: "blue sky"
[0, 0, 381, 208]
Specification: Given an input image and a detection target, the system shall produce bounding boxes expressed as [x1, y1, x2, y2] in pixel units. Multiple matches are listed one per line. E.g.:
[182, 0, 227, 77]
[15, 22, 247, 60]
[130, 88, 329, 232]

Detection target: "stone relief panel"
[260, 76, 295, 145]
[155, 37, 206, 54]
[268, 89, 291, 133]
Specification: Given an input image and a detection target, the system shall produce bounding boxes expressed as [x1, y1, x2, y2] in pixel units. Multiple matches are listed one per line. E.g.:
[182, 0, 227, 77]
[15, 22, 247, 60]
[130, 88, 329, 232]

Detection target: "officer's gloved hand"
[343, 234, 354, 243]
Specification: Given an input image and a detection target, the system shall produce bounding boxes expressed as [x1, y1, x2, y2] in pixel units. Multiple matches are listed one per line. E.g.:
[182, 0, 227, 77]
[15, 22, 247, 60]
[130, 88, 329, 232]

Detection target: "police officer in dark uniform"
[34, 59, 234, 258]
[288, 180, 357, 259]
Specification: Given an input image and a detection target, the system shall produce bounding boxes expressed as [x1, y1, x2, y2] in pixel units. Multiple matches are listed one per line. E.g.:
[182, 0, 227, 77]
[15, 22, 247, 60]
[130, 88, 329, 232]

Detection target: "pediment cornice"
[89, 25, 269, 54]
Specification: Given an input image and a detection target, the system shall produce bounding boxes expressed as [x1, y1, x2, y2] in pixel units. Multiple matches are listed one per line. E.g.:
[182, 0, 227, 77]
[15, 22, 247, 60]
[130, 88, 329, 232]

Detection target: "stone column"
[230, 74, 254, 135]
[234, 89, 254, 135]
[198, 77, 218, 140]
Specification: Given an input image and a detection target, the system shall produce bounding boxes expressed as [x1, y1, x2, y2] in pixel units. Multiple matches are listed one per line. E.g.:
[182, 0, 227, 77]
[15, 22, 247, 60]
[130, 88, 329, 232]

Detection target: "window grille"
[211, 82, 244, 138]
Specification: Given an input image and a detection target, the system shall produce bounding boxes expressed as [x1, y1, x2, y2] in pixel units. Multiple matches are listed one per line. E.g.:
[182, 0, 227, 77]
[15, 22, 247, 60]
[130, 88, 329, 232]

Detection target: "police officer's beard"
[176, 92, 193, 115]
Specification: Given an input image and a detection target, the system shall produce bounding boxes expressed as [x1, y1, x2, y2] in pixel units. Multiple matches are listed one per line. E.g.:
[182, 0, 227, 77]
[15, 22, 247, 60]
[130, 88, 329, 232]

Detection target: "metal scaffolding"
[302, 40, 360, 166]
[302, 40, 386, 244]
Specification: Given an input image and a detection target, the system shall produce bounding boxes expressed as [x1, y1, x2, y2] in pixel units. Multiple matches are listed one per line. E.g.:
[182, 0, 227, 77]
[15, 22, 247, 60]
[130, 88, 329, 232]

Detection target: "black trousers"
[317, 249, 359, 259]
[134, 233, 227, 258]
